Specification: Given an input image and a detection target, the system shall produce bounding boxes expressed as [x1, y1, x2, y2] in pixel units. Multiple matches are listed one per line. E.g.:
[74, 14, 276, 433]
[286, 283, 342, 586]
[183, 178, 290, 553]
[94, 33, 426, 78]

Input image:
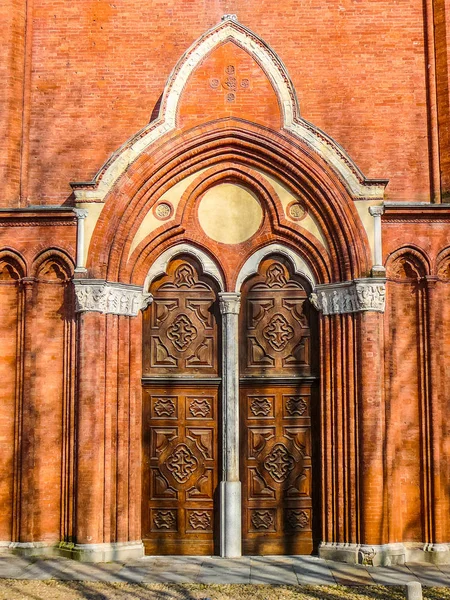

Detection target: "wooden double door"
[142, 256, 317, 555]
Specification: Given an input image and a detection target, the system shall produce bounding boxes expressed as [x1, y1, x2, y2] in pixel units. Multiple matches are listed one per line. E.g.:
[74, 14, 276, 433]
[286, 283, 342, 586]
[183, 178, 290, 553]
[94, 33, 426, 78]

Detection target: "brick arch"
[71, 17, 387, 206]
[0, 249, 27, 280]
[386, 246, 431, 281]
[86, 120, 372, 286]
[127, 162, 333, 288]
[32, 248, 75, 281]
[436, 247, 450, 281]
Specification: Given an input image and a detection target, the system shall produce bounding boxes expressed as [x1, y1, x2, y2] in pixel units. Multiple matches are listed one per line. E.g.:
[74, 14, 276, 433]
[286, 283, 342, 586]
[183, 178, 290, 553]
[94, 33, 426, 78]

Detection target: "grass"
[0, 582, 449, 600]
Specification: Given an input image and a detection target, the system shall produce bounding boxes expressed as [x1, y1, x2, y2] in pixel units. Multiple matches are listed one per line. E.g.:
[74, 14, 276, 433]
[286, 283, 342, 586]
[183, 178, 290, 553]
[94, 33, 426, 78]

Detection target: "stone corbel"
[73, 280, 152, 317]
[310, 278, 386, 315]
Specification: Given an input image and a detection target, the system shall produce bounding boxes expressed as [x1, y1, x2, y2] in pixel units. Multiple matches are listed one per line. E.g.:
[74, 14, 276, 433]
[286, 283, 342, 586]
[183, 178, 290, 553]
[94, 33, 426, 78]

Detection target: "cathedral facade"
[1, 3, 449, 565]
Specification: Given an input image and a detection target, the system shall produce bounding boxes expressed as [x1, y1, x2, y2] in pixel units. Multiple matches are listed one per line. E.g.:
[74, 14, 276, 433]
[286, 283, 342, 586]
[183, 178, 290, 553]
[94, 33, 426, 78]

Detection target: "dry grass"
[0, 582, 449, 600]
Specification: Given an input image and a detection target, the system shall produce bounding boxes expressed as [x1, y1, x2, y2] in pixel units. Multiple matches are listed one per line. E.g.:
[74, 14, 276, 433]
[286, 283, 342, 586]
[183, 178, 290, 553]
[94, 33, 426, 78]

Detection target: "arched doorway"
[239, 255, 319, 555]
[141, 255, 222, 555]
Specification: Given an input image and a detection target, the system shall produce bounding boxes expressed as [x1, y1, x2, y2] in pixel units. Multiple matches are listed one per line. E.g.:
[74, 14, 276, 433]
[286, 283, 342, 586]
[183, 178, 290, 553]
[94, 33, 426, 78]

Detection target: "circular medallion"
[154, 202, 173, 220]
[197, 183, 263, 244]
[287, 201, 307, 221]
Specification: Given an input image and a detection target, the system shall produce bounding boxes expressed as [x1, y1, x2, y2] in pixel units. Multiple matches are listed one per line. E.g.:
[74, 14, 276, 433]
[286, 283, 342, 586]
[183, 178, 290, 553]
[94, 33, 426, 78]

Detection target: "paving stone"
[113, 566, 149, 583]
[141, 570, 200, 583]
[198, 560, 250, 583]
[56, 562, 124, 582]
[291, 556, 336, 585]
[326, 561, 374, 585]
[369, 566, 420, 586]
[250, 560, 298, 585]
[406, 564, 450, 587]
[21, 559, 72, 580]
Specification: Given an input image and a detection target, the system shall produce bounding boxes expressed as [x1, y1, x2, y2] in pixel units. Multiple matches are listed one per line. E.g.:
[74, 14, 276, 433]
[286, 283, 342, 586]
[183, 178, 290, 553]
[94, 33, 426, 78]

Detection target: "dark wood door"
[142, 257, 220, 555]
[240, 257, 318, 555]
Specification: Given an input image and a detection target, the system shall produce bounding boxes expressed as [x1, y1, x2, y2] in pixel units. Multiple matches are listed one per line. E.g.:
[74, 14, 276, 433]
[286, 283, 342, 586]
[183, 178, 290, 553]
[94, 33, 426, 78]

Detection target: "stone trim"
[144, 243, 225, 292]
[319, 541, 450, 567]
[71, 17, 387, 204]
[1, 541, 144, 563]
[310, 278, 386, 315]
[235, 243, 316, 292]
[319, 542, 406, 567]
[73, 279, 152, 316]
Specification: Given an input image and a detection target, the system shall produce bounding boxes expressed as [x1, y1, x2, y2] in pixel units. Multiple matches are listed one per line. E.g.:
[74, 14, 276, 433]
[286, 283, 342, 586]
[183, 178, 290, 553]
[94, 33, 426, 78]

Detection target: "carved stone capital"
[310, 278, 386, 315]
[369, 205, 385, 217]
[74, 208, 88, 220]
[218, 292, 241, 315]
[73, 280, 153, 317]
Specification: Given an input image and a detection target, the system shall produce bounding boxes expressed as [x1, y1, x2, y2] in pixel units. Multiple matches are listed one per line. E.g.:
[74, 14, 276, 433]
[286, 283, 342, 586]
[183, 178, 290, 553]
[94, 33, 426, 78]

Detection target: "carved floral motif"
[250, 397, 272, 417]
[251, 510, 274, 530]
[208, 63, 251, 103]
[263, 314, 294, 351]
[154, 397, 176, 417]
[166, 443, 198, 483]
[167, 314, 197, 351]
[286, 509, 309, 530]
[265, 263, 288, 287]
[153, 510, 176, 529]
[285, 396, 307, 416]
[189, 398, 211, 418]
[173, 263, 196, 287]
[264, 443, 295, 483]
[188, 511, 211, 530]
[154, 202, 172, 220]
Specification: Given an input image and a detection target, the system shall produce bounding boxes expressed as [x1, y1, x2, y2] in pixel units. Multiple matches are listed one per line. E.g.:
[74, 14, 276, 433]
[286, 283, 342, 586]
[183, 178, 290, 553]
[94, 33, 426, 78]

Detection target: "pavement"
[0, 554, 449, 586]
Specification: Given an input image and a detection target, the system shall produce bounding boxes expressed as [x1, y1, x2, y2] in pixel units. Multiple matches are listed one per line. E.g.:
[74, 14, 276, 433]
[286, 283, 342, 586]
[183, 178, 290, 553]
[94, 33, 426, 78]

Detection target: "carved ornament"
[310, 278, 386, 315]
[74, 280, 152, 317]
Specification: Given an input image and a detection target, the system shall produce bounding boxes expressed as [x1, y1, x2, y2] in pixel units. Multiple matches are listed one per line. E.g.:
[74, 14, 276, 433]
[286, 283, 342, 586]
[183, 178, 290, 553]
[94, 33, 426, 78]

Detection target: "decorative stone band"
[73, 279, 153, 317]
[310, 278, 386, 315]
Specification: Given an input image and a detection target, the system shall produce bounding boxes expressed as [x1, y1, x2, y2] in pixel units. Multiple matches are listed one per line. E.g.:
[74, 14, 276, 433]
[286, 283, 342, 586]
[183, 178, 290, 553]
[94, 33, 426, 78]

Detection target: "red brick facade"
[0, 4, 449, 564]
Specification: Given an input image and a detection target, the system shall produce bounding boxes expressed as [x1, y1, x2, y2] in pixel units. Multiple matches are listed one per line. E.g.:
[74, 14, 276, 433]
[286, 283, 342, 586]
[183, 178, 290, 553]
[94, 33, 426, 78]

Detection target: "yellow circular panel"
[197, 184, 263, 244]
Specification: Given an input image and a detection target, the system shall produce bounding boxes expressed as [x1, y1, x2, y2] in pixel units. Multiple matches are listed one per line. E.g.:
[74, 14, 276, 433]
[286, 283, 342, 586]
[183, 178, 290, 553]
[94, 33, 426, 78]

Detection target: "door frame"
[143, 241, 318, 557]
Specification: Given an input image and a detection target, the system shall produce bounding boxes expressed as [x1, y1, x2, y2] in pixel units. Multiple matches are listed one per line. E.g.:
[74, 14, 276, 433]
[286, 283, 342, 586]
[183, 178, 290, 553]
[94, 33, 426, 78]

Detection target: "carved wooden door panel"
[240, 257, 317, 555]
[142, 258, 220, 555]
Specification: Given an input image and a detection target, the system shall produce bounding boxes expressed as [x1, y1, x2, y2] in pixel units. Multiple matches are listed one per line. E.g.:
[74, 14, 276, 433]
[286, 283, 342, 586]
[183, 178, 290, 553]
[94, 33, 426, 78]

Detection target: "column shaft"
[219, 292, 241, 558]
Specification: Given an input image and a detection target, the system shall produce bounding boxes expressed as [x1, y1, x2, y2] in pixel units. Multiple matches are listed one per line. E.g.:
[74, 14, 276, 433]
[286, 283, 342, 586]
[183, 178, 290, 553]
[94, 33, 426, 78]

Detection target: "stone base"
[68, 541, 144, 563]
[220, 481, 242, 558]
[0, 540, 144, 563]
[404, 543, 450, 565]
[319, 542, 406, 566]
[8, 542, 59, 558]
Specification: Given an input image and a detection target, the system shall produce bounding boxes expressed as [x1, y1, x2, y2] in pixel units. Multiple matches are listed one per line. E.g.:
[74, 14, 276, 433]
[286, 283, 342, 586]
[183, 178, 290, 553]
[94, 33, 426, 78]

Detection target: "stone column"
[369, 206, 385, 276]
[74, 209, 88, 272]
[218, 292, 242, 558]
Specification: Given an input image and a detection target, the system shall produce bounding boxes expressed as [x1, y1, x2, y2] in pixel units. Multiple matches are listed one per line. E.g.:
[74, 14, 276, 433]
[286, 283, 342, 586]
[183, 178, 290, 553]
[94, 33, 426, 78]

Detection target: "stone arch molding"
[71, 15, 387, 204]
[144, 243, 225, 291]
[235, 243, 316, 292]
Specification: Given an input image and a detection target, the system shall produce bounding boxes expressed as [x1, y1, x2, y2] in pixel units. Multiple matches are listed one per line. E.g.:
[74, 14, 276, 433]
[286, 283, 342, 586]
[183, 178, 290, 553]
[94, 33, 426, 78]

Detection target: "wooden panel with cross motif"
[240, 258, 316, 555]
[142, 384, 219, 555]
[142, 258, 220, 554]
[143, 259, 219, 377]
[240, 259, 314, 378]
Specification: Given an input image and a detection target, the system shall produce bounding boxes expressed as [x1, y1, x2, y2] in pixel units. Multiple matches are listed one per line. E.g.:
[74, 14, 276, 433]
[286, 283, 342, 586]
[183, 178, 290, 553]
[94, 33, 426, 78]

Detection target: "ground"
[0, 582, 450, 600]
